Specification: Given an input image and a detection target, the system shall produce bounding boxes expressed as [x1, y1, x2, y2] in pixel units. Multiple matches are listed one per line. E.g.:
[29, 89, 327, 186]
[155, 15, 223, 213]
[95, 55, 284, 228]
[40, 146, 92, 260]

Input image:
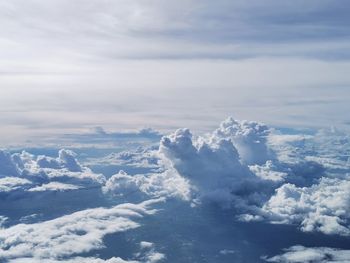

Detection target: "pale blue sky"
[0, 0, 350, 144]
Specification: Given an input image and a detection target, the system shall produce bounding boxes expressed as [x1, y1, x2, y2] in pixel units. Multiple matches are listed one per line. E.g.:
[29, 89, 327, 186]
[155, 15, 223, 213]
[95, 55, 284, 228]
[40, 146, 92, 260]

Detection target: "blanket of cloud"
[1, 117, 350, 262]
[1, 0, 350, 146]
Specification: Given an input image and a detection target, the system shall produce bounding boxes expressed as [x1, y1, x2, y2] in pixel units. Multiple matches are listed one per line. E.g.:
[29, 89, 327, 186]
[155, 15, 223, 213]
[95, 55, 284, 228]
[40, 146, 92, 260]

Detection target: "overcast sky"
[1, 0, 350, 145]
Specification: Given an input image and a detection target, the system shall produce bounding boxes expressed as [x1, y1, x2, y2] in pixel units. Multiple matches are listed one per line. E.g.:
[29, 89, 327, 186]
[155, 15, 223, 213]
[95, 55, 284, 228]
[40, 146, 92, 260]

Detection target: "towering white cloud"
[157, 117, 350, 238]
[158, 121, 273, 206]
[213, 117, 272, 165]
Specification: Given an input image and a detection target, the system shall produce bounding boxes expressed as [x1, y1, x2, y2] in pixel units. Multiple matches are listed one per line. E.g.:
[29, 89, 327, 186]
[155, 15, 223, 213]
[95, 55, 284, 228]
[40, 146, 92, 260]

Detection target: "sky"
[1, 2, 350, 262]
[1, 0, 350, 144]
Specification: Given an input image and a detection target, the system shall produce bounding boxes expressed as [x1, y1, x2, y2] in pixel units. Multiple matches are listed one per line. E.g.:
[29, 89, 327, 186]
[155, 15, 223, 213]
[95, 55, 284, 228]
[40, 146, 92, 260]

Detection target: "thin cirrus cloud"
[0, 0, 350, 144]
[1, 0, 350, 62]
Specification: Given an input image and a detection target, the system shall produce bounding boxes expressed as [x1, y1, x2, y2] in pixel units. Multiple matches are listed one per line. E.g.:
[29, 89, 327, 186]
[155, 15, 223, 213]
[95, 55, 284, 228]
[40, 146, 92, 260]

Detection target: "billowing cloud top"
[0, 149, 105, 193]
[1, 117, 350, 262]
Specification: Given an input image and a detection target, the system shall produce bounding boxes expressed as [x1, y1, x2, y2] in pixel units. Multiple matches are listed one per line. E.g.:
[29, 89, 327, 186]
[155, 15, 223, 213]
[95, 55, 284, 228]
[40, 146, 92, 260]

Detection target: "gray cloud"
[0, 0, 350, 66]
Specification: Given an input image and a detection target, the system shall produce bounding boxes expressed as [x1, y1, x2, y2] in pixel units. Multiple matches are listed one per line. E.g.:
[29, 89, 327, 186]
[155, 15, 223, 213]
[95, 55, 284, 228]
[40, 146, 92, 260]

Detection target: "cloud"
[102, 118, 276, 205]
[0, 149, 105, 194]
[102, 170, 191, 201]
[0, 0, 350, 145]
[37, 149, 82, 172]
[8, 257, 136, 263]
[261, 177, 350, 236]
[8, 245, 165, 263]
[0, 198, 164, 262]
[212, 117, 272, 165]
[28, 182, 80, 192]
[158, 119, 276, 207]
[264, 245, 350, 263]
[157, 117, 321, 207]
[0, 150, 21, 177]
[1, 116, 350, 261]
[242, 126, 350, 236]
[157, 118, 279, 207]
[156, 117, 350, 238]
[0, 177, 32, 193]
[1, 0, 350, 63]
[61, 128, 162, 147]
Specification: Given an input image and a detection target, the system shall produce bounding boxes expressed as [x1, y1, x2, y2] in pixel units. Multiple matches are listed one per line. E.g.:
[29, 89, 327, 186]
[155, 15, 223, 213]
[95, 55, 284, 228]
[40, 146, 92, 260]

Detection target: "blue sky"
[0, 0, 350, 145]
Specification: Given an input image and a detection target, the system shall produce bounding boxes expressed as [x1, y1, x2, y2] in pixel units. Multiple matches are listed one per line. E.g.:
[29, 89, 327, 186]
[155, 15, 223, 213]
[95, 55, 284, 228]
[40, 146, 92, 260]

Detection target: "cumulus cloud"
[261, 177, 350, 236]
[0, 198, 164, 262]
[158, 119, 277, 207]
[37, 149, 82, 172]
[242, 126, 350, 236]
[156, 117, 350, 238]
[1, 116, 349, 245]
[102, 170, 191, 201]
[0, 149, 105, 194]
[213, 117, 272, 165]
[157, 117, 322, 208]
[264, 245, 350, 263]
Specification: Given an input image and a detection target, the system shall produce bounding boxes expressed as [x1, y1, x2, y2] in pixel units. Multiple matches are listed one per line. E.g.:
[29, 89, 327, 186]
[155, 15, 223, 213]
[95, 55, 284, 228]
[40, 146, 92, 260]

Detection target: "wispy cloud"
[0, 0, 349, 143]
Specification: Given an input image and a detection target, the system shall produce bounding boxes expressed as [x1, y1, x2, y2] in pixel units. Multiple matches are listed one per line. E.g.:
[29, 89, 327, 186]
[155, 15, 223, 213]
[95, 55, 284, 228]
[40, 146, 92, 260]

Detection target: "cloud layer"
[0, 198, 164, 262]
[0, 115, 350, 263]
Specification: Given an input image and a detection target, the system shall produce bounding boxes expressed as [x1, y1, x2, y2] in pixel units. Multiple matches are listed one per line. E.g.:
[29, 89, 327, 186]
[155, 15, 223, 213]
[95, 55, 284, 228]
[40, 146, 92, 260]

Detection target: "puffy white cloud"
[8, 244, 165, 263]
[135, 241, 165, 263]
[2, 115, 349, 244]
[158, 122, 274, 207]
[249, 161, 287, 182]
[156, 117, 350, 238]
[0, 149, 105, 194]
[262, 177, 350, 236]
[0, 198, 163, 262]
[6, 240, 165, 263]
[103, 170, 191, 201]
[37, 149, 82, 172]
[264, 245, 350, 263]
[213, 117, 272, 165]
